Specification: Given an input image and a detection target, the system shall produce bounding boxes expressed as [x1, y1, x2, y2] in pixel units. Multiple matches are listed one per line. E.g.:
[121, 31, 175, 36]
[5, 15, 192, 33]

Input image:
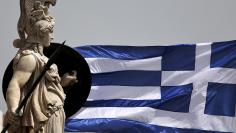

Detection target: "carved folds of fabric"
[12, 49, 65, 132]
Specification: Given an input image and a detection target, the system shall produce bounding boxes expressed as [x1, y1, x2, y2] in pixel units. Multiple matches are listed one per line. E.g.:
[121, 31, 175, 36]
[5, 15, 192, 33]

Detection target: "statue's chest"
[36, 54, 59, 75]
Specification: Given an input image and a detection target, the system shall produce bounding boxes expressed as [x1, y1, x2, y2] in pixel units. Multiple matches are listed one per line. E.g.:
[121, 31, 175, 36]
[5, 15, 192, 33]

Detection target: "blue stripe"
[84, 99, 187, 112]
[75, 45, 165, 59]
[162, 44, 196, 71]
[205, 82, 236, 117]
[160, 84, 193, 112]
[85, 99, 163, 108]
[211, 40, 236, 69]
[85, 84, 192, 113]
[92, 70, 161, 86]
[65, 118, 231, 133]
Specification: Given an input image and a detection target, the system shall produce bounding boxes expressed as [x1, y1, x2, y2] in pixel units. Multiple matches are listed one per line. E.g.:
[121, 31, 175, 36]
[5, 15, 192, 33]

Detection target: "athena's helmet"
[14, 18, 55, 49]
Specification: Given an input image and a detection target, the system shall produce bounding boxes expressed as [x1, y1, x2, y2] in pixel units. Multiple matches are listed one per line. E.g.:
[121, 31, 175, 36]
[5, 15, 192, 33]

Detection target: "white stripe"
[196, 42, 213, 46]
[85, 57, 162, 73]
[208, 68, 236, 84]
[161, 68, 236, 86]
[161, 71, 193, 86]
[188, 44, 211, 114]
[71, 107, 235, 132]
[88, 86, 161, 100]
[195, 43, 212, 70]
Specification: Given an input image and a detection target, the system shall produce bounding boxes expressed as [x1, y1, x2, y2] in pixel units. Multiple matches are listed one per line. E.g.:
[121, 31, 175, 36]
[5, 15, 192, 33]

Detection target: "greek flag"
[65, 40, 236, 133]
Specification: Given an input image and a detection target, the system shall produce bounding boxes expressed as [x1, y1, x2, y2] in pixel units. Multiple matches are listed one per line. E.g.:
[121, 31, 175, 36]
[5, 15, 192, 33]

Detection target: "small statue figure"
[3, 0, 77, 133]
[30, 1, 50, 23]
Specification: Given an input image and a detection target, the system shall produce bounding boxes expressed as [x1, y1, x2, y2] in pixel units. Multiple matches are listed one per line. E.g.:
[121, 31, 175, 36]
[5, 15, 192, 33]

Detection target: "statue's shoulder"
[13, 49, 38, 70]
[16, 48, 37, 58]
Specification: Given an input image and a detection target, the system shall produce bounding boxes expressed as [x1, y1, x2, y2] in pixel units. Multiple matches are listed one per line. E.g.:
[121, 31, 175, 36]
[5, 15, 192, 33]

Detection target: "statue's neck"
[20, 42, 44, 55]
[37, 45, 44, 55]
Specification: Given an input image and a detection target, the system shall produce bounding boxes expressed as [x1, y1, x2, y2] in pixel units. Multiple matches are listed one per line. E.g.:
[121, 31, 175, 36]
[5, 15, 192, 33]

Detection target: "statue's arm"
[6, 55, 36, 113]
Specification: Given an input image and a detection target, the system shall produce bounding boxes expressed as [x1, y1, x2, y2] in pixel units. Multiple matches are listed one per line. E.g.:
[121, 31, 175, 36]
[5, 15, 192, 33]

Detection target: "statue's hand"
[4, 110, 22, 131]
[61, 70, 78, 87]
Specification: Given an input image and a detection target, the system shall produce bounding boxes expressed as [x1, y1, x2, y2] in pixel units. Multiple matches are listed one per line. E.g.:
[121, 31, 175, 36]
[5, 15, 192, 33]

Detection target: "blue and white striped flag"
[65, 40, 236, 133]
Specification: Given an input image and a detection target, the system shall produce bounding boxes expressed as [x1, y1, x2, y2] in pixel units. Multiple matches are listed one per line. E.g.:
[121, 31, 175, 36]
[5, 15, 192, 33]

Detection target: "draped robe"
[12, 49, 66, 133]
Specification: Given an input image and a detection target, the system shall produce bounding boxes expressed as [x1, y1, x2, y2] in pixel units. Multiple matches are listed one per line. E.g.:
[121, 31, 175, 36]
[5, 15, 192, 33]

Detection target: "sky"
[0, 0, 236, 115]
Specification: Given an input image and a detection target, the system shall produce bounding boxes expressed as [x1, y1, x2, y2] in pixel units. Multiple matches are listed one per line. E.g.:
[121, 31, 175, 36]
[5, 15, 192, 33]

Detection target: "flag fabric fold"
[65, 40, 236, 133]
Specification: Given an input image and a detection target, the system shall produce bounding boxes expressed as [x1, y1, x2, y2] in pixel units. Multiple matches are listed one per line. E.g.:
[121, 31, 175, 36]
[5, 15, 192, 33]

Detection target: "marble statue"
[3, 0, 77, 132]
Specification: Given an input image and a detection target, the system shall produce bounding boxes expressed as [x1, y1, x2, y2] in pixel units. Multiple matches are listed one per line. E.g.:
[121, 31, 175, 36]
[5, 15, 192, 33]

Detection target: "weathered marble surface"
[3, 0, 77, 132]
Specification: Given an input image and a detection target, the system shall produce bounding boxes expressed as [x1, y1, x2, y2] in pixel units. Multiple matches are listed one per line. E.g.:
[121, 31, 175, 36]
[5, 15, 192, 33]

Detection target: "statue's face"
[36, 20, 54, 47]
[41, 31, 54, 47]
